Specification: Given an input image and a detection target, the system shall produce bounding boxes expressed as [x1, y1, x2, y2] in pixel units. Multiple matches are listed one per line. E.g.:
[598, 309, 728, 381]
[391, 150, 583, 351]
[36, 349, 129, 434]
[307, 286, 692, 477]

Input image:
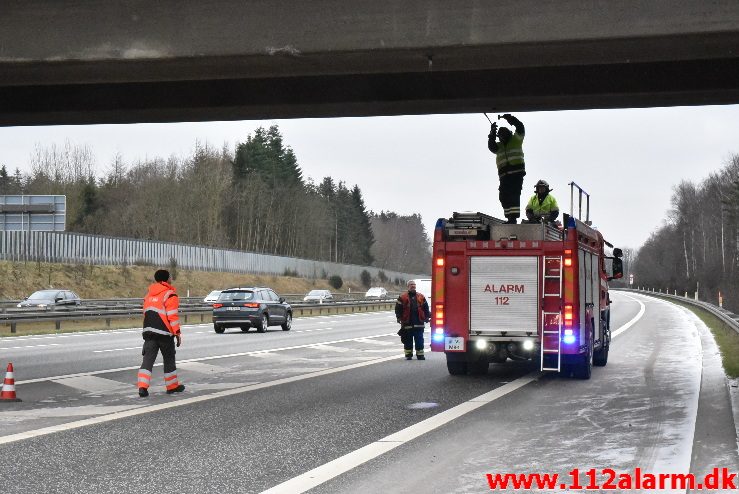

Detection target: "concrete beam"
[2, 1, 739, 125]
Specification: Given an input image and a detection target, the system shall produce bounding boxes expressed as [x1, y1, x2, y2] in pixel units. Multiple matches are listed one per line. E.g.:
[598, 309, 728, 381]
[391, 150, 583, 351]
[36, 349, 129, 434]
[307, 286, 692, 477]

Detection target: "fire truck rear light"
[563, 304, 574, 326]
[434, 327, 444, 335]
[475, 339, 487, 349]
[564, 329, 573, 335]
[435, 257, 445, 267]
[564, 258, 573, 267]
[563, 334, 576, 344]
[433, 333, 444, 342]
[522, 340, 534, 351]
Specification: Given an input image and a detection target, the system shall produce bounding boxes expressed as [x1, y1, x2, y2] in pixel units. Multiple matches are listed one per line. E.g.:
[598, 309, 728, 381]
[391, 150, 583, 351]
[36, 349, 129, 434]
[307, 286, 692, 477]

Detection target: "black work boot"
[417, 355, 426, 360]
[506, 217, 517, 224]
[138, 387, 149, 398]
[405, 355, 413, 360]
[166, 384, 185, 394]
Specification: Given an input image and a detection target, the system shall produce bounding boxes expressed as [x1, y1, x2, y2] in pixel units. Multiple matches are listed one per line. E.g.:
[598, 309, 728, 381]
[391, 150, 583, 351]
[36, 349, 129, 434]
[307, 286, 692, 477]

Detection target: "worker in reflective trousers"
[137, 269, 185, 397]
[395, 280, 430, 360]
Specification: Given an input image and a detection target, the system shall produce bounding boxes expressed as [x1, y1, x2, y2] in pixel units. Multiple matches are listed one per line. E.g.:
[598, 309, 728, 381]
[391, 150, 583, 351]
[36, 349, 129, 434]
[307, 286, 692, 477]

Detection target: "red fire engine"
[430, 183, 623, 379]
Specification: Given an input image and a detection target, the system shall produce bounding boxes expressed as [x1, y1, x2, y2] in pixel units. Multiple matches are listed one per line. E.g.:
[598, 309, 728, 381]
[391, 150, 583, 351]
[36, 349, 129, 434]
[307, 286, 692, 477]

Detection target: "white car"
[203, 290, 222, 303]
[303, 289, 333, 303]
[365, 287, 388, 298]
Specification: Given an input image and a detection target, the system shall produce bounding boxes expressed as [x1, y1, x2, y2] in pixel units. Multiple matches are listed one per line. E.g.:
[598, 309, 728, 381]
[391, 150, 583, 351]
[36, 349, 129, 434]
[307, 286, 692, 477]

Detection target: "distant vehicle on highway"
[203, 290, 222, 303]
[303, 289, 333, 303]
[365, 287, 388, 298]
[17, 289, 82, 309]
[212, 287, 292, 334]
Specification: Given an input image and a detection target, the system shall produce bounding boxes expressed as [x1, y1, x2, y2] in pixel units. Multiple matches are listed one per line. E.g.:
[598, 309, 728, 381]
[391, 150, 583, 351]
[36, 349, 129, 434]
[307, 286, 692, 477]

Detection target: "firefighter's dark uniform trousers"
[401, 329, 424, 358]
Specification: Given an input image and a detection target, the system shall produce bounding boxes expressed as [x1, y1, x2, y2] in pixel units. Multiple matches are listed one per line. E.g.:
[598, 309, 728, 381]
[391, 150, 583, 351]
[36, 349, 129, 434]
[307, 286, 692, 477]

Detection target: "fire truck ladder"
[540, 256, 563, 371]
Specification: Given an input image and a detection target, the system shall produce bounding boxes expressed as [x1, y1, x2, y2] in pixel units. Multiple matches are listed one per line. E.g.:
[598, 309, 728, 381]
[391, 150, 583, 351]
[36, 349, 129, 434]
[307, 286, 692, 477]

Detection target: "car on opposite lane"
[303, 289, 333, 303]
[17, 289, 82, 309]
[212, 287, 292, 334]
[365, 287, 388, 299]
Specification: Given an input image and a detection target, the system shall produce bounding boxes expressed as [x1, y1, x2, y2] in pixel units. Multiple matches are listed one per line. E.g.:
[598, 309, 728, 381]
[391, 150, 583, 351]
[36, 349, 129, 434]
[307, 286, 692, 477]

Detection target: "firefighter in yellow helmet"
[525, 179, 559, 224]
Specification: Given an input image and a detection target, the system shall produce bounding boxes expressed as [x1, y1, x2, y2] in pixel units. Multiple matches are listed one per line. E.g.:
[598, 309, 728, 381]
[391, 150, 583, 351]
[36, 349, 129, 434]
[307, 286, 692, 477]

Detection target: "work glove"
[175, 334, 182, 347]
[502, 113, 512, 121]
[489, 123, 497, 139]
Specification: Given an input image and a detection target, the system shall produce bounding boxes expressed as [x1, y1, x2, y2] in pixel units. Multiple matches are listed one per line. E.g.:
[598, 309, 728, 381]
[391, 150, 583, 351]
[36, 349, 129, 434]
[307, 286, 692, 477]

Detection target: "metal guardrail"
[619, 288, 739, 333]
[0, 299, 396, 333]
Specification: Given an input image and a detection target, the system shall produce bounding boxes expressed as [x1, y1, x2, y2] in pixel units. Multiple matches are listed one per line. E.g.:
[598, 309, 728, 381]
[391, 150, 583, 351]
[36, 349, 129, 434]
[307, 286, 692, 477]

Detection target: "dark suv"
[212, 287, 292, 334]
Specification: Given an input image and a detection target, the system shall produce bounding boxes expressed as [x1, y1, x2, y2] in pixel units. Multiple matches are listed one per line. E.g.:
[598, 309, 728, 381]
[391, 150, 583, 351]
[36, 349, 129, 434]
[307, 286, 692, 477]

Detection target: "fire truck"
[430, 183, 623, 379]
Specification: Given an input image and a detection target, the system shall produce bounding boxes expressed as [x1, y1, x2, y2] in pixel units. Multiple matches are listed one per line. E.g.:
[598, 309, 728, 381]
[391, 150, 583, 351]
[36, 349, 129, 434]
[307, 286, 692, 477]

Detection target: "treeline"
[0, 126, 431, 274]
[633, 154, 739, 312]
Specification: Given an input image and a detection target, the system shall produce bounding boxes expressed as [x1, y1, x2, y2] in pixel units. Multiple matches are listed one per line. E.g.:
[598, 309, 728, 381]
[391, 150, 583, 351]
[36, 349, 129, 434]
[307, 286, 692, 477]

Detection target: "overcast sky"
[1, 104, 738, 251]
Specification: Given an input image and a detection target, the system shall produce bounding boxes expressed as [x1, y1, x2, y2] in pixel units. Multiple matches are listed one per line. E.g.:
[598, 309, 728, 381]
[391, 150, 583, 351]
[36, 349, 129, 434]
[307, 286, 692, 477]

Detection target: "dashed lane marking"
[0, 343, 61, 350]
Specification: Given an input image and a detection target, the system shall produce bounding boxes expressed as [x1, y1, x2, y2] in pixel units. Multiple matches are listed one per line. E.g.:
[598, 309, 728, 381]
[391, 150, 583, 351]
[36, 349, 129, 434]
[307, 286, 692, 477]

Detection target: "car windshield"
[307, 290, 325, 296]
[218, 291, 254, 302]
[28, 290, 58, 300]
[367, 288, 382, 295]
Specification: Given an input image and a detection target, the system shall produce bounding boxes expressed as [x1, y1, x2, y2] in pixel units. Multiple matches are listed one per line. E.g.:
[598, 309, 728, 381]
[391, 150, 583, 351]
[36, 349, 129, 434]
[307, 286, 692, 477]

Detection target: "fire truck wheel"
[573, 335, 593, 380]
[446, 354, 468, 375]
[593, 340, 609, 366]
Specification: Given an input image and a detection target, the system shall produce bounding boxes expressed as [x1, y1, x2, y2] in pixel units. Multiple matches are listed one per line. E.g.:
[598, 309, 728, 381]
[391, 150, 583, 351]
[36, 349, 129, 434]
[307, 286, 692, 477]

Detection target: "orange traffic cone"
[0, 363, 22, 402]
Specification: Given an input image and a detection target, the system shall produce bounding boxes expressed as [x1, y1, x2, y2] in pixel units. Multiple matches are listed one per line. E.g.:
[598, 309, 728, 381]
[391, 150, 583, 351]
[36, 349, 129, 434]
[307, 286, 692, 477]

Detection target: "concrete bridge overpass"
[2, 1, 739, 126]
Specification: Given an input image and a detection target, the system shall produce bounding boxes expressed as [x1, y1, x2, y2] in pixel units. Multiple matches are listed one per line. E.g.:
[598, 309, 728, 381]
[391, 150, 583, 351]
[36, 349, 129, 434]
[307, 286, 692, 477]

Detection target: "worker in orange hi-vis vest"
[137, 269, 185, 397]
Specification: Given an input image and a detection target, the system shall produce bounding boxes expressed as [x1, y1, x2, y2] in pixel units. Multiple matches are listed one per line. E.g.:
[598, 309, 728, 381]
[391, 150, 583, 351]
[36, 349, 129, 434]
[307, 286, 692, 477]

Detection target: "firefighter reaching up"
[525, 179, 559, 224]
[488, 113, 526, 224]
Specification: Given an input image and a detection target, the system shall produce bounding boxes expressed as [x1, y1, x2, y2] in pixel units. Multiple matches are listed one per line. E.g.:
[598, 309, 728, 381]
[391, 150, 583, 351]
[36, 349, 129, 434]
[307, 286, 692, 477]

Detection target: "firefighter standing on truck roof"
[137, 269, 185, 397]
[525, 179, 560, 224]
[395, 280, 430, 360]
[488, 113, 526, 224]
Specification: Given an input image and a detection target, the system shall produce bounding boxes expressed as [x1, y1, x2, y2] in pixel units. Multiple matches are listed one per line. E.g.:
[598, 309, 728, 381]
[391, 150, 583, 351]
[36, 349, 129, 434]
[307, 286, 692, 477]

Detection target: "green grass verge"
[666, 298, 739, 378]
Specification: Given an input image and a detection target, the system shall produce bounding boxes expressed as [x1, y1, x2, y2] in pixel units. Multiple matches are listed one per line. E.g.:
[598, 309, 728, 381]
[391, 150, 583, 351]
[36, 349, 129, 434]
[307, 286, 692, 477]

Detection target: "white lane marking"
[15, 333, 396, 385]
[261, 374, 540, 494]
[308, 344, 349, 353]
[611, 293, 646, 339]
[178, 361, 231, 375]
[0, 354, 400, 446]
[260, 306, 649, 494]
[0, 343, 61, 350]
[356, 338, 395, 346]
[51, 376, 130, 393]
[93, 347, 140, 353]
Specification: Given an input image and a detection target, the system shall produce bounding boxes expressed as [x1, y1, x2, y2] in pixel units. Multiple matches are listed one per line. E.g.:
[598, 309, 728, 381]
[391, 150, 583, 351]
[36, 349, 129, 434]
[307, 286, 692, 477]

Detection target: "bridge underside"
[2, 2, 739, 125]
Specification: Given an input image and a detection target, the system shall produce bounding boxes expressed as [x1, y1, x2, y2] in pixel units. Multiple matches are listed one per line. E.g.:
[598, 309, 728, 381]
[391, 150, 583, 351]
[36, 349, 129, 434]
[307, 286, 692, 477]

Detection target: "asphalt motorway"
[0, 293, 737, 493]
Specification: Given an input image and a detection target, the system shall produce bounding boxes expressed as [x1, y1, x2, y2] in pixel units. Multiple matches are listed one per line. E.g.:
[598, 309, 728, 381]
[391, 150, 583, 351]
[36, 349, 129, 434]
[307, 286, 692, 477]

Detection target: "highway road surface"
[0, 292, 736, 493]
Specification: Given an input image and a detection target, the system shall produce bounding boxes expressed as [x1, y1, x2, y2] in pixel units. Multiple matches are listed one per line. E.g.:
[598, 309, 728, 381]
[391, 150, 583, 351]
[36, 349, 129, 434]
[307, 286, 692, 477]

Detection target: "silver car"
[303, 289, 333, 303]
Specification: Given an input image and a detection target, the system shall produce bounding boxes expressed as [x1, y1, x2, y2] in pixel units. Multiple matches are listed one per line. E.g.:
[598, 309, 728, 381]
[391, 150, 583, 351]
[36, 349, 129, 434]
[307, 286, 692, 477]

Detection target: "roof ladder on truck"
[540, 256, 563, 371]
